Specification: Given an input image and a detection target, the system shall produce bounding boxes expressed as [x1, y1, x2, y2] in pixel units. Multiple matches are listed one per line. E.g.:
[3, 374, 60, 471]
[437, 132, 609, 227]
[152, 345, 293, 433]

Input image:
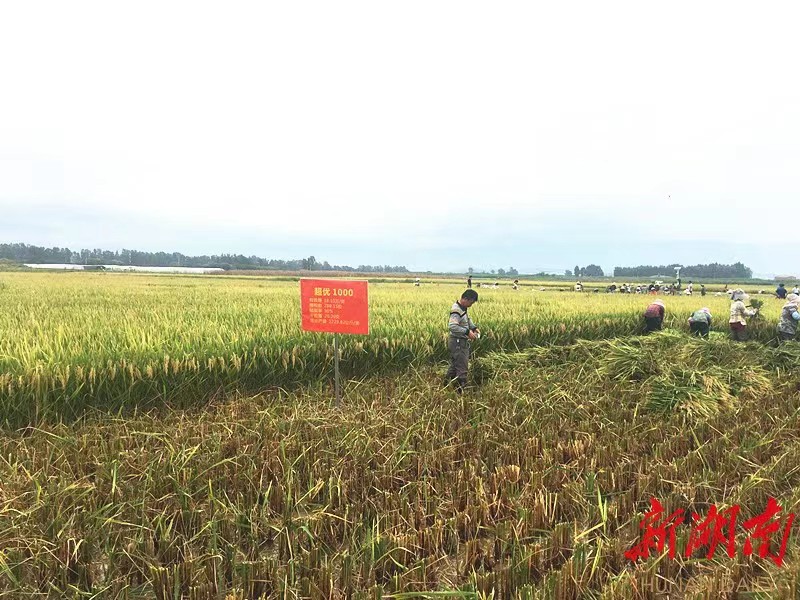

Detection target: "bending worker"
[777, 293, 800, 342]
[445, 289, 479, 393]
[643, 299, 666, 333]
[729, 289, 757, 341]
[688, 307, 712, 338]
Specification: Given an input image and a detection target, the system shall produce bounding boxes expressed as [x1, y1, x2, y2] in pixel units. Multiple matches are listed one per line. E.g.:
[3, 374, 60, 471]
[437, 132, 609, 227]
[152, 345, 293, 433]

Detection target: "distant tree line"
[467, 267, 519, 276]
[573, 264, 605, 277]
[613, 262, 752, 279]
[0, 243, 409, 272]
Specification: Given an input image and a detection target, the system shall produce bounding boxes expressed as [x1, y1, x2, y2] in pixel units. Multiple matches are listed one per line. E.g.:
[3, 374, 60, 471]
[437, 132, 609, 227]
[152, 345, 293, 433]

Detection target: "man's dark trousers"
[445, 336, 470, 391]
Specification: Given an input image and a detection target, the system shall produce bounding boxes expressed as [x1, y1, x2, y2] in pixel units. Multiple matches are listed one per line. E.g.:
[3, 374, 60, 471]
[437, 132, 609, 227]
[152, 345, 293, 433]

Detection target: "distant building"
[24, 264, 224, 274]
[25, 263, 85, 270]
[103, 265, 225, 274]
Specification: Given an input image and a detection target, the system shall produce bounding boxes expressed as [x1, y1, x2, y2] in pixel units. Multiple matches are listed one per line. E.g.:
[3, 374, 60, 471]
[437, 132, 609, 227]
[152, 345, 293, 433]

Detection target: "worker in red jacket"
[643, 299, 666, 334]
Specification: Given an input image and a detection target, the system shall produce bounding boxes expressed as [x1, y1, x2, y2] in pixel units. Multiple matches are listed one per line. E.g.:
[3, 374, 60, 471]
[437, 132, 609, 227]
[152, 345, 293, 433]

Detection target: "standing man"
[467, 276, 472, 289]
[445, 289, 479, 393]
[700, 284, 706, 297]
[776, 283, 787, 299]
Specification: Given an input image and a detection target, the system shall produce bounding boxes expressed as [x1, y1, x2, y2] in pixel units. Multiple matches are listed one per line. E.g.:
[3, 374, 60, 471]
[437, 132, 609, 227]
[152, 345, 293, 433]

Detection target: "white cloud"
[1, 1, 799, 272]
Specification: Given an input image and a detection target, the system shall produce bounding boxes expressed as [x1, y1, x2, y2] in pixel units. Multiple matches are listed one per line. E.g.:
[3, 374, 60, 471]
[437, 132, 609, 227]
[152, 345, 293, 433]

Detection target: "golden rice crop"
[0, 272, 785, 426]
[1, 334, 800, 597]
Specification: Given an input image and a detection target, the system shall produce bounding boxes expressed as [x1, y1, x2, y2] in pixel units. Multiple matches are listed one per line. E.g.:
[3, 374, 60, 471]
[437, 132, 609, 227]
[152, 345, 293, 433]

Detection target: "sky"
[1, 2, 799, 277]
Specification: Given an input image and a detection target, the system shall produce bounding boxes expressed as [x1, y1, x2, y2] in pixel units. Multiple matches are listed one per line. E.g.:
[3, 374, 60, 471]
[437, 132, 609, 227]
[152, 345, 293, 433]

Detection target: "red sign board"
[300, 279, 369, 335]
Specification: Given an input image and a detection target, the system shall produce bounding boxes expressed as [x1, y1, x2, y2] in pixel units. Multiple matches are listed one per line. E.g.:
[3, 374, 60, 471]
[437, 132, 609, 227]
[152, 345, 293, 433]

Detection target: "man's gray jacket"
[448, 301, 475, 339]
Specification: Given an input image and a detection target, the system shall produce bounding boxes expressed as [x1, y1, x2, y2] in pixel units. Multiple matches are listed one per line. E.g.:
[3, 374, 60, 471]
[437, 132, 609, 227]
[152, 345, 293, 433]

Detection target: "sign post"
[300, 279, 369, 404]
[333, 334, 341, 405]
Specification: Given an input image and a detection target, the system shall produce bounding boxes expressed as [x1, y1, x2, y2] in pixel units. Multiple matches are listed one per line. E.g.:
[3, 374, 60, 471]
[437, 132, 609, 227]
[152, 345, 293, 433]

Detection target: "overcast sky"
[1, 2, 799, 276]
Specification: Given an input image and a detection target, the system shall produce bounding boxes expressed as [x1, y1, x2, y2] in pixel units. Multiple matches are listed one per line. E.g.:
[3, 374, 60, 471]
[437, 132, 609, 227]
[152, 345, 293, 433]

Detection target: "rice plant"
[1, 333, 799, 597]
[0, 272, 786, 426]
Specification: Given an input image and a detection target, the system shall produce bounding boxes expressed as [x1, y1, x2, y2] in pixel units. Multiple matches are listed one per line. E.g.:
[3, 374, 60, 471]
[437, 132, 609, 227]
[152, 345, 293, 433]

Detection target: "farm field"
[2, 334, 800, 597]
[0, 272, 786, 426]
[2, 273, 800, 598]
[222, 272, 795, 296]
